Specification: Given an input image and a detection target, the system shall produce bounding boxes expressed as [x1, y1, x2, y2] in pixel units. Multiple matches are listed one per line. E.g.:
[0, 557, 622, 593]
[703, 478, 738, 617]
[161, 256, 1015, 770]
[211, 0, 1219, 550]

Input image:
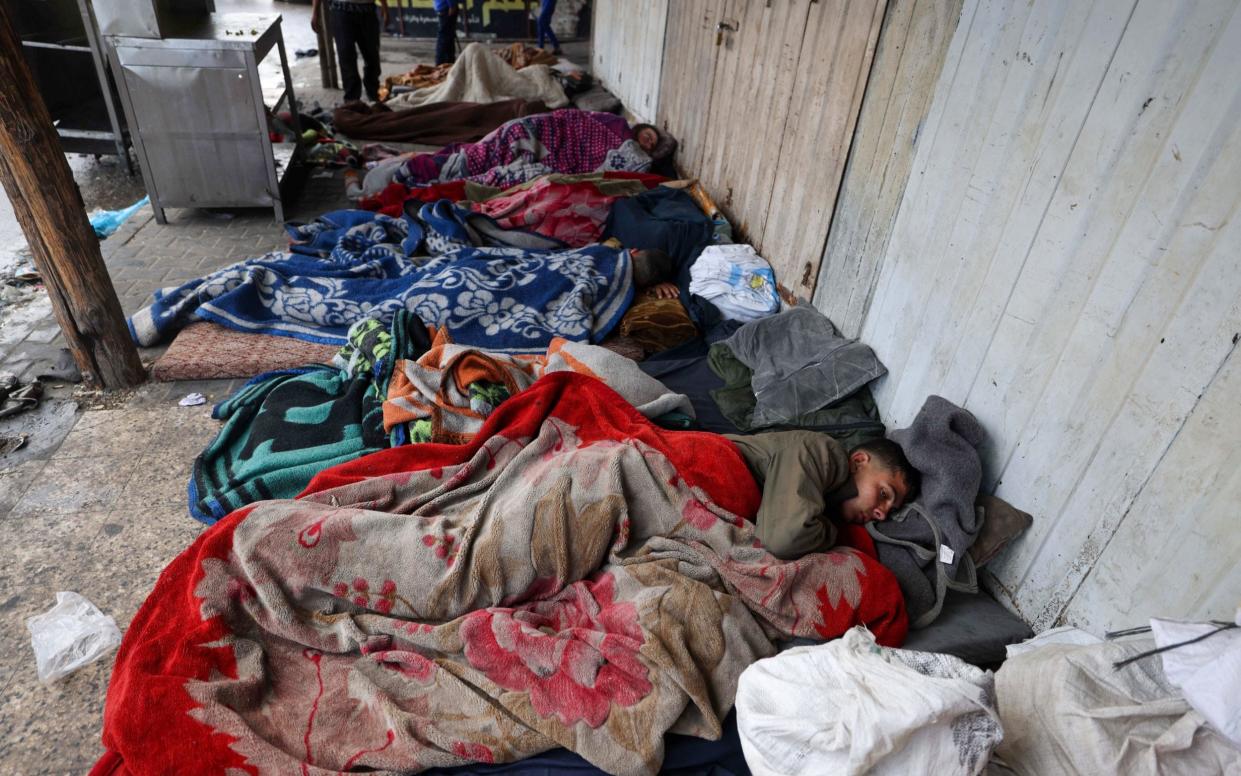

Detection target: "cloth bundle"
[617, 291, 700, 355]
[383, 336, 695, 444]
[996, 638, 1241, 774]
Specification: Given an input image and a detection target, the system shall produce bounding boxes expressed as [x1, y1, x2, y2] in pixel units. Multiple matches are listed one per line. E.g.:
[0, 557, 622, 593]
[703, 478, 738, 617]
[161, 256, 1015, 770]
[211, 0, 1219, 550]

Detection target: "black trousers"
[330, 1, 381, 102]
[436, 10, 458, 66]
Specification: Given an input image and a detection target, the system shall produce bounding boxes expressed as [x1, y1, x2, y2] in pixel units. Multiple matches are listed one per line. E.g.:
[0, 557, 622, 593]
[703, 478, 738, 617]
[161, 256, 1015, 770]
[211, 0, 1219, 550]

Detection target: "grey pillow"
[779, 590, 1032, 666]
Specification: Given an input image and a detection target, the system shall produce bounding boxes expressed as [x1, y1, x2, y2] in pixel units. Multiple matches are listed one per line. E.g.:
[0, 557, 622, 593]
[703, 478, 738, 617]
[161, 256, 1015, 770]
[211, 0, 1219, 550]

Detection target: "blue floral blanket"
[128, 208, 633, 353]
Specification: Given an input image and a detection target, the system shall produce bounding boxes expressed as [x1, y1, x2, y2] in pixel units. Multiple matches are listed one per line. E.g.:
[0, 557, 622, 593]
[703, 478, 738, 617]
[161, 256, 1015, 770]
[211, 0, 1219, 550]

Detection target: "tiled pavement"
[0, 22, 592, 771]
[0, 142, 359, 776]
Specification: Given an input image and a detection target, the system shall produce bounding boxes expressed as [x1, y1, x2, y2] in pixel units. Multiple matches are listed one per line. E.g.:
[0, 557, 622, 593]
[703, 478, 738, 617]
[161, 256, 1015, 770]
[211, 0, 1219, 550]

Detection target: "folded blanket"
[386, 43, 569, 111]
[190, 311, 433, 523]
[332, 99, 549, 145]
[383, 336, 695, 443]
[493, 42, 559, 70]
[128, 216, 633, 353]
[872, 396, 987, 628]
[189, 366, 384, 523]
[706, 341, 886, 447]
[379, 62, 452, 99]
[720, 306, 887, 428]
[97, 373, 906, 775]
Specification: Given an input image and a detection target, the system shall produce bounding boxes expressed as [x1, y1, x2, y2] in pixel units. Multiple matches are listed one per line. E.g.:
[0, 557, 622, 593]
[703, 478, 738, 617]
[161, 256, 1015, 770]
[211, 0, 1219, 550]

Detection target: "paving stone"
[0, 400, 79, 471]
[0, 12, 517, 768]
[53, 407, 167, 459]
[0, 460, 45, 517]
[10, 453, 141, 515]
[0, 501, 204, 774]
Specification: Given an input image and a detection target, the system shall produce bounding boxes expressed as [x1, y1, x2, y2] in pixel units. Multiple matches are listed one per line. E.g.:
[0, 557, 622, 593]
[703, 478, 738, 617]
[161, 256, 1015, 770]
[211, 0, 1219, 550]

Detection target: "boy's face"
[839, 451, 909, 524]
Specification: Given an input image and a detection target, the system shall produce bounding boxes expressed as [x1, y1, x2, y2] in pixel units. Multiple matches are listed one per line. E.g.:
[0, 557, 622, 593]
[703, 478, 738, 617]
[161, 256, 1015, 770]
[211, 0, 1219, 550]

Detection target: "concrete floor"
[0, 1, 592, 770]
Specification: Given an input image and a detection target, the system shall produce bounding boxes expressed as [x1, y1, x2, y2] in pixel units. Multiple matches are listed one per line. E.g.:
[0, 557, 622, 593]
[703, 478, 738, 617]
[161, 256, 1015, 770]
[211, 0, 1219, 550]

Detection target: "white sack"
[995, 639, 1241, 775]
[736, 627, 1002, 776]
[1152, 611, 1241, 748]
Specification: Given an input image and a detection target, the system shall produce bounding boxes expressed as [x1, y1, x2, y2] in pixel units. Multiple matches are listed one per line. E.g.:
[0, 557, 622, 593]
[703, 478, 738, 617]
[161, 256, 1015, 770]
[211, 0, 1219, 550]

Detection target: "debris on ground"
[0, 433, 27, 455]
[178, 392, 207, 407]
[0, 376, 43, 420]
[27, 592, 122, 684]
[88, 195, 150, 239]
[35, 349, 83, 383]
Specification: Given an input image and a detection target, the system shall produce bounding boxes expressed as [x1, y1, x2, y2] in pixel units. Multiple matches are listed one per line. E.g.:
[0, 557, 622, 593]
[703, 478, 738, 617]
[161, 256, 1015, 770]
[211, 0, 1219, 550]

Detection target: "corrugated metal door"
[591, 0, 668, 124]
[761, 0, 888, 298]
[658, 0, 886, 300]
[856, 0, 1241, 631]
[656, 0, 725, 176]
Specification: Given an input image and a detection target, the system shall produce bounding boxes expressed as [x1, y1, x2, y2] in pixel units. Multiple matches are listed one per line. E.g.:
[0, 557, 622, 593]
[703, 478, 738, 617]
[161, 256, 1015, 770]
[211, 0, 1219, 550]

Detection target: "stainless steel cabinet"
[106, 13, 301, 223]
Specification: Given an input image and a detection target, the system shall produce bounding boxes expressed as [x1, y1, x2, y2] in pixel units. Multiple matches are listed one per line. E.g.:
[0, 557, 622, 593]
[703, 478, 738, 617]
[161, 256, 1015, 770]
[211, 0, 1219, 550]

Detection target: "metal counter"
[106, 13, 301, 223]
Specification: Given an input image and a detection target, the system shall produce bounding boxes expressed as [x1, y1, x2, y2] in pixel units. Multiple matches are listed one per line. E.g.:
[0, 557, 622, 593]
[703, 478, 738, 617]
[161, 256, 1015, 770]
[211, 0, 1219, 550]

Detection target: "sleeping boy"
[726, 431, 920, 559]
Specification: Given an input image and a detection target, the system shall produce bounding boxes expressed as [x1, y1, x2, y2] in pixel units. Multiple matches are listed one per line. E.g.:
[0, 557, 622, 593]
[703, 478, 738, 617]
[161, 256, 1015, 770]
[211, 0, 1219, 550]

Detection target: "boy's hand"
[649, 282, 679, 300]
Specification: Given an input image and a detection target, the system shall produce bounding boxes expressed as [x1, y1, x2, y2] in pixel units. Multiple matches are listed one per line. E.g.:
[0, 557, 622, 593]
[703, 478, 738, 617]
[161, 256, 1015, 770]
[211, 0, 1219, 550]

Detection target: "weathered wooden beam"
[0, 3, 145, 390]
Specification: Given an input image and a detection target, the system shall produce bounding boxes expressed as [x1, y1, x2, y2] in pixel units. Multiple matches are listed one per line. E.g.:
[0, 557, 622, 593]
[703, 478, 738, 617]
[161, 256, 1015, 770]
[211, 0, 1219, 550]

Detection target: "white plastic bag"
[1152, 610, 1241, 748]
[26, 592, 122, 683]
[688, 244, 781, 322]
[736, 627, 1002, 776]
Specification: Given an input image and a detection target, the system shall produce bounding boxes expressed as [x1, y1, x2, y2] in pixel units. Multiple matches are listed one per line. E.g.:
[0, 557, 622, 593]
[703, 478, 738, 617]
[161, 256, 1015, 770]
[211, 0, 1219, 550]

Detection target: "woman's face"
[637, 127, 659, 152]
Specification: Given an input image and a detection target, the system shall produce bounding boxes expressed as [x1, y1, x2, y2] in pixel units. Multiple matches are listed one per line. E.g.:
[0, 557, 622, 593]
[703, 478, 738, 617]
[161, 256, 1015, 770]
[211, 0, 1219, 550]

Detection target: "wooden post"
[0, 4, 145, 390]
[317, 0, 339, 89]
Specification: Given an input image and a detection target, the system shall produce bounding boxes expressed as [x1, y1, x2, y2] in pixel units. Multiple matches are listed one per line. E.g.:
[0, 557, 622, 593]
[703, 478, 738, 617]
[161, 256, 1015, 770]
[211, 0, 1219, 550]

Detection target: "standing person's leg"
[329, 2, 362, 101]
[357, 6, 382, 101]
[538, 0, 560, 53]
[435, 9, 457, 65]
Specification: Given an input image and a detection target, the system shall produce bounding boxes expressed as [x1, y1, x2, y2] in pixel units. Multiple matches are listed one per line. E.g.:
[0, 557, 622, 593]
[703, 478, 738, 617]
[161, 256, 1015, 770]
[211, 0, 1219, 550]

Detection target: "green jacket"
[725, 430, 850, 560]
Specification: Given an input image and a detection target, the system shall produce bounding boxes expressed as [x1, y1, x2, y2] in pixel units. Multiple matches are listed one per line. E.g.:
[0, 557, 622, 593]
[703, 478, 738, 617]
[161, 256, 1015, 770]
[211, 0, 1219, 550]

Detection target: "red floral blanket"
[93, 373, 905, 776]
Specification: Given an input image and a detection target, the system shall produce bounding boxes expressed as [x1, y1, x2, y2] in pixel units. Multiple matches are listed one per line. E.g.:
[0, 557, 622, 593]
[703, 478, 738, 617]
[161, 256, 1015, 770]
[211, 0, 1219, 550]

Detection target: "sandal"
[0, 382, 43, 420]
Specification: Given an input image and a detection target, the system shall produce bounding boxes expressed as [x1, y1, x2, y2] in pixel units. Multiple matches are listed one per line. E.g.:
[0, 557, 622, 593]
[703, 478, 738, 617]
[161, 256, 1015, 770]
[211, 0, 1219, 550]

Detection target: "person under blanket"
[726, 431, 920, 559]
[393, 109, 654, 189]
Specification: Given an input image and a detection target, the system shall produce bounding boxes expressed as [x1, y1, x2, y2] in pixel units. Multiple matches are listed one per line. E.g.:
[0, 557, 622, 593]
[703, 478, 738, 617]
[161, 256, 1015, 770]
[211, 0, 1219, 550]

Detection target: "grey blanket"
[721, 306, 887, 428]
[871, 395, 986, 628]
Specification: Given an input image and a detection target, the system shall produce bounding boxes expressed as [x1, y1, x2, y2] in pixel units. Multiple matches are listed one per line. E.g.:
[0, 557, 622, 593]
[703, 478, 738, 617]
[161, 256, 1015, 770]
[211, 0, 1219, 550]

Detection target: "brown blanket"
[333, 98, 549, 145]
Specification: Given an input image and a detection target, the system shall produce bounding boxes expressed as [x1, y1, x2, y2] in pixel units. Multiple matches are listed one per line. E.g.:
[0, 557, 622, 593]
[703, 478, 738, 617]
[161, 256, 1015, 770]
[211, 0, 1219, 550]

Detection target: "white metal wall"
[590, 0, 668, 124]
[852, 0, 1241, 631]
